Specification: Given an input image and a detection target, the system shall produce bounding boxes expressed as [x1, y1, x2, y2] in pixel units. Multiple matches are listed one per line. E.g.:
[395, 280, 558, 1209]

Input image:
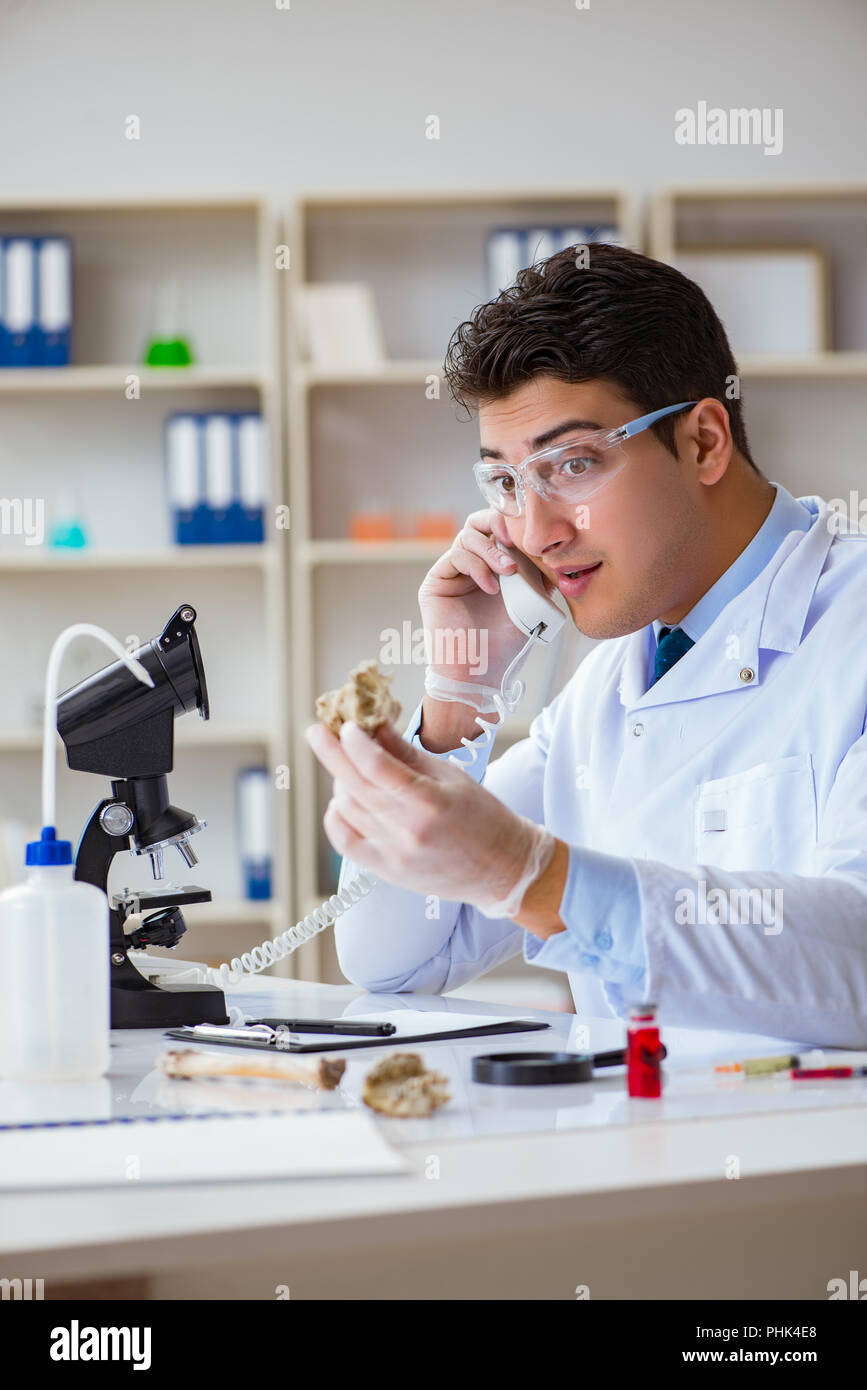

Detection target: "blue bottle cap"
[26, 826, 73, 866]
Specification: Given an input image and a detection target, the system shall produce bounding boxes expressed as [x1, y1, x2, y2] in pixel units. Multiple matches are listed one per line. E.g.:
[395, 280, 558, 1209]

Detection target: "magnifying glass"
[472, 1046, 667, 1086]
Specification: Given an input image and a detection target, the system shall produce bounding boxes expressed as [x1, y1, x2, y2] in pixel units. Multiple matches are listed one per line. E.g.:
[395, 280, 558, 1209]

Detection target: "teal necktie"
[652, 625, 694, 686]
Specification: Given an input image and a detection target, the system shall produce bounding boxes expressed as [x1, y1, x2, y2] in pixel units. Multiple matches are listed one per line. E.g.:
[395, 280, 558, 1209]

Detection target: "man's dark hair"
[444, 242, 757, 470]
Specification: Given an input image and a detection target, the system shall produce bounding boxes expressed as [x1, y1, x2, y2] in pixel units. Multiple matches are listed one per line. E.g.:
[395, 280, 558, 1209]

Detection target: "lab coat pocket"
[694, 754, 817, 872]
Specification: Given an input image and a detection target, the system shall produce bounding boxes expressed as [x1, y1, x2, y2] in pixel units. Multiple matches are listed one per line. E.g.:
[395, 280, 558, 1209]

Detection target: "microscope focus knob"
[100, 803, 135, 837]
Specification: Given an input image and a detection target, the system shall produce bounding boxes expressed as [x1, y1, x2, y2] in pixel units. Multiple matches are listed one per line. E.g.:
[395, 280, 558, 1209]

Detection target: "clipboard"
[165, 1019, 550, 1054]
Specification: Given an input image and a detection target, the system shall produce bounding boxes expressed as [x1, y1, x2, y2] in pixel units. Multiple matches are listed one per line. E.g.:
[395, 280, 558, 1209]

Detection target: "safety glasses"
[473, 401, 698, 516]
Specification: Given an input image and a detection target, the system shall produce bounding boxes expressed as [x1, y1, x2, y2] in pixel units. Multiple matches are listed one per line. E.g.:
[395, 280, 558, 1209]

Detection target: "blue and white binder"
[556, 226, 591, 253]
[0, 242, 7, 365]
[235, 412, 266, 543]
[203, 413, 236, 544]
[165, 413, 207, 545]
[485, 225, 622, 298]
[525, 228, 560, 265]
[36, 237, 72, 366]
[547, 225, 621, 254]
[237, 767, 273, 900]
[533, 225, 622, 257]
[486, 228, 527, 297]
[2, 238, 38, 367]
[168, 413, 265, 545]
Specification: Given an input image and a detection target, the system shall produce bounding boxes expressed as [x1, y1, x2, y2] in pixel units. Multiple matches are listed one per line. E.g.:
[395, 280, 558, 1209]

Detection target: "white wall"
[0, 0, 863, 988]
[0, 0, 863, 197]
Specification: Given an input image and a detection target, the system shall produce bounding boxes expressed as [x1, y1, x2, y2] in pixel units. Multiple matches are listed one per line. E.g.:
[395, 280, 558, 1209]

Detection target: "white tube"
[42, 625, 155, 832]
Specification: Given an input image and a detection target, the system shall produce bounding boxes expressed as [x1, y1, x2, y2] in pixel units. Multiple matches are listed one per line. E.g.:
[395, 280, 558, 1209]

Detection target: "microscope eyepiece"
[56, 604, 209, 777]
[155, 606, 210, 723]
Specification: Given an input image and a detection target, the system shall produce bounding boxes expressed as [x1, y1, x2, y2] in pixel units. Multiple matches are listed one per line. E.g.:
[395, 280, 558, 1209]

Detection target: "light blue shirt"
[649, 482, 813, 682]
[401, 481, 814, 987]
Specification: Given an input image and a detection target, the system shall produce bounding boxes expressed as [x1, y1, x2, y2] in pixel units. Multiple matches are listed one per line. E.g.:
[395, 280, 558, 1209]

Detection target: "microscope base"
[111, 980, 229, 1029]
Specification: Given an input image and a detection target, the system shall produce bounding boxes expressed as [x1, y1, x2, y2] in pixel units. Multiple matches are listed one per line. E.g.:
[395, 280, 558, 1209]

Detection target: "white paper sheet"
[0, 1109, 408, 1190]
[345, 1011, 539, 1038]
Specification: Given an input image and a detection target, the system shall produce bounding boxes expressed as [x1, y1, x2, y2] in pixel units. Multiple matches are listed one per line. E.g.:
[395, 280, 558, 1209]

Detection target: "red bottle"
[627, 1003, 664, 1098]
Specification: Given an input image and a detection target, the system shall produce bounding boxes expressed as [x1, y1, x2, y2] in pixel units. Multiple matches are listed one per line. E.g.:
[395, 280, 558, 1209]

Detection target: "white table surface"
[2, 964, 866, 1286]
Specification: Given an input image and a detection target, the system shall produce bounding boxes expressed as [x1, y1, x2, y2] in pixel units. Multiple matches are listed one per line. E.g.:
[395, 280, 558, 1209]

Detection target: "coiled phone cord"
[174, 632, 538, 991]
[173, 868, 378, 990]
[445, 631, 536, 769]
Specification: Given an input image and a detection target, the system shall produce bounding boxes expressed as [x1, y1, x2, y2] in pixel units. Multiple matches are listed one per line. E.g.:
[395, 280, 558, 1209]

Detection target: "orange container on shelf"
[415, 512, 457, 541]
[349, 511, 395, 541]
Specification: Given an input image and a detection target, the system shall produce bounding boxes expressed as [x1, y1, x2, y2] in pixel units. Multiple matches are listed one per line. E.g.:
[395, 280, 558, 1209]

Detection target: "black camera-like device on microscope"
[56, 604, 229, 1029]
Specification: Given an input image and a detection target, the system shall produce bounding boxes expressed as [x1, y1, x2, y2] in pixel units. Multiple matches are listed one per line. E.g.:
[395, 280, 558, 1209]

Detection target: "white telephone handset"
[495, 541, 567, 644]
[173, 543, 566, 1000]
[433, 542, 565, 770]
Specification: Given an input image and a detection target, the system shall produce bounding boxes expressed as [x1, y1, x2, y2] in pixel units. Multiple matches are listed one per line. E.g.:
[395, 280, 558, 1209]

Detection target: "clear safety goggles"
[473, 401, 698, 516]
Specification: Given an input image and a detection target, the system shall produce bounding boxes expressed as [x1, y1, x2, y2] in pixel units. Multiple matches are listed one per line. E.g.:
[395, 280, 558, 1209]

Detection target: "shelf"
[295, 359, 443, 388]
[0, 195, 292, 965]
[658, 183, 867, 204]
[0, 365, 271, 394]
[0, 194, 268, 212]
[0, 545, 278, 572]
[300, 187, 630, 209]
[296, 352, 867, 392]
[737, 352, 867, 378]
[299, 538, 448, 565]
[651, 186, 867, 369]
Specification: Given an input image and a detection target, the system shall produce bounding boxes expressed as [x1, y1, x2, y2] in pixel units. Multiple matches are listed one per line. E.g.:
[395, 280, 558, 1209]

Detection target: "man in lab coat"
[305, 243, 867, 1048]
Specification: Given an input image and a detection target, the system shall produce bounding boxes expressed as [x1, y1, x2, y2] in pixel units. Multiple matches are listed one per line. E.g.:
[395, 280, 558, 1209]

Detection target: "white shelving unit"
[10, 185, 857, 1001]
[0, 196, 292, 972]
[284, 189, 636, 987]
[650, 184, 867, 502]
[0, 365, 269, 393]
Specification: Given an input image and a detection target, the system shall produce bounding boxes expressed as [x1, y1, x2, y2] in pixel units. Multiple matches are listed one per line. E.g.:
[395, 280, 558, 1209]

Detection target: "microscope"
[56, 605, 229, 1029]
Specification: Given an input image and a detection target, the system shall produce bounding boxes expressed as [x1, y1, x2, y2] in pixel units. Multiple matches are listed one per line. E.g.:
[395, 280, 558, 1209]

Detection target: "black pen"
[250, 1017, 397, 1037]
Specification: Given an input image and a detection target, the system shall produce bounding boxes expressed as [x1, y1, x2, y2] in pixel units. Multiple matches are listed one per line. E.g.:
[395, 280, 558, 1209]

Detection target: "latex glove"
[304, 717, 556, 919]
[417, 507, 553, 714]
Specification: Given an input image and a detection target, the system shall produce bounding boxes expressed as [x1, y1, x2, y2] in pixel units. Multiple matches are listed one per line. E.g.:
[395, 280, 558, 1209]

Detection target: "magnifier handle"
[593, 1048, 627, 1068]
[593, 1044, 668, 1068]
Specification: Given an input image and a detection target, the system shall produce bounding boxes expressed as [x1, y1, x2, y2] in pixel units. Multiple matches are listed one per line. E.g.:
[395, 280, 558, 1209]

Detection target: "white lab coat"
[335, 495, 867, 1049]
